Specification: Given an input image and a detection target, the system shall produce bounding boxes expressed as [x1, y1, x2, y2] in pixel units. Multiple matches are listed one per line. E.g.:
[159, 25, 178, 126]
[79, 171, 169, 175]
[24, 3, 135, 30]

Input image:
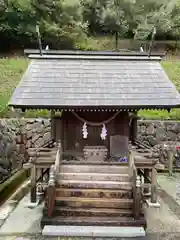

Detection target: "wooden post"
[131, 113, 137, 145]
[144, 169, 150, 195]
[134, 175, 141, 220]
[55, 140, 62, 175]
[151, 167, 157, 203]
[51, 110, 56, 141]
[167, 150, 174, 176]
[128, 149, 133, 178]
[41, 168, 44, 181]
[46, 165, 56, 217]
[30, 165, 37, 203]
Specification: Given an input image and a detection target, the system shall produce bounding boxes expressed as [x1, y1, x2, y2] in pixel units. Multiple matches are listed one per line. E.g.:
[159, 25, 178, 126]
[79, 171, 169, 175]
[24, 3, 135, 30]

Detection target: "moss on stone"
[0, 169, 29, 204]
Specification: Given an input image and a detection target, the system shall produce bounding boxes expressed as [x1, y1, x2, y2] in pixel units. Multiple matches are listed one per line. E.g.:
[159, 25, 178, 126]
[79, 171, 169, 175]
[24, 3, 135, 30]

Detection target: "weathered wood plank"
[58, 180, 132, 190]
[28, 148, 56, 152]
[61, 164, 128, 174]
[28, 151, 56, 157]
[30, 157, 55, 163]
[57, 172, 130, 182]
[46, 165, 56, 217]
[46, 185, 56, 217]
[55, 188, 132, 199]
[55, 197, 133, 209]
[43, 206, 134, 218]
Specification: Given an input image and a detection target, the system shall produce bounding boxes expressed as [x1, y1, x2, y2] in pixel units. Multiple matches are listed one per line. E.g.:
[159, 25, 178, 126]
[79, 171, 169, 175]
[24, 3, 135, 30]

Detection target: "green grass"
[0, 57, 29, 116]
[0, 56, 180, 119]
[0, 57, 50, 118]
[139, 61, 180, 120]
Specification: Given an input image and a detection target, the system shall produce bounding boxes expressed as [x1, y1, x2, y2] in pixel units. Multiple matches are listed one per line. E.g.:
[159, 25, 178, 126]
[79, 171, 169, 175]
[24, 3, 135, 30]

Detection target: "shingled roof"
[8, 52, 180, 110]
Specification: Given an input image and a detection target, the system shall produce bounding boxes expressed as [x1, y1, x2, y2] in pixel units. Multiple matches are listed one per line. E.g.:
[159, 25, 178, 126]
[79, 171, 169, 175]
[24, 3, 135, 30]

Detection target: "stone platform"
[0, 174, 180, 239]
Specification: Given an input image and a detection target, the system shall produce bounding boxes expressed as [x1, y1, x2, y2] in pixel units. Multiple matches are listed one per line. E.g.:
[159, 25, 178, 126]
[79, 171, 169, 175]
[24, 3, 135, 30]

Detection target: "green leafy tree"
[168, 0, 180, 48]
[133, 0, 176, 40]
[97, 0, 131, 49]
[0, 0, 36, 49]
[32, 0, 87, 48]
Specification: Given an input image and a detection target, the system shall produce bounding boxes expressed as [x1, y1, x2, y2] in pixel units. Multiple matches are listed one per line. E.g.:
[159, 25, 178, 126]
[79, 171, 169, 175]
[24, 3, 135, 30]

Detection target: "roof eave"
[8, 103, 180, 111]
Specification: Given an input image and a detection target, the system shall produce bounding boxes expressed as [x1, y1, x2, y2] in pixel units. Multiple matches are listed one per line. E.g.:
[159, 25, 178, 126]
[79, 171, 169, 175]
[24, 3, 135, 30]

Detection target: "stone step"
[58, 180, 132, 190]
[41, 216, 146, 228]
[42, 225, 146, 237]
[55, 188, 132, 199]
[58, 172, 130, 182]
[61, 164, 128, 174]
[55, 197, 133, 209]
[43, 206, 134, 217]
[62, 161, 128, 165]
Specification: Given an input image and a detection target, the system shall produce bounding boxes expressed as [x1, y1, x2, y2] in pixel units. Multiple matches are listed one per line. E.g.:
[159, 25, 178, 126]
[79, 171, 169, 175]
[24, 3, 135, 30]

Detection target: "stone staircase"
[41, 163, 146, 236]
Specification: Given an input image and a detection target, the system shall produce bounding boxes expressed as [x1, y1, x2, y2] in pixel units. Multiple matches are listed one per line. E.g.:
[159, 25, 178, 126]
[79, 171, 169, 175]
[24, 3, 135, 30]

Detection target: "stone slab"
[0, 194, 43, 235]
[23, 200, 40, 209]
[42, 225, 146, 237]
[158, 173, 180, 205]
[0, 205, 15, 220]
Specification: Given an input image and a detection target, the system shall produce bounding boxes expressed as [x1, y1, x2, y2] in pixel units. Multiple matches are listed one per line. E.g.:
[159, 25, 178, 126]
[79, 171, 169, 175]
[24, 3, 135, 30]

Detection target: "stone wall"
[24, 119, 51, 148]
[137, 120, 180, 147]
[1, 118, 180, 180]
[0, 118, 51, 181]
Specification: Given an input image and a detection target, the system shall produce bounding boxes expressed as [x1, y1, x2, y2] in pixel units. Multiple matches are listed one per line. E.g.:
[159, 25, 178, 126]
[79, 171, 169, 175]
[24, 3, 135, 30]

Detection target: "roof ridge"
[24, 49, 165, 57]
[28, 54, 162, 61]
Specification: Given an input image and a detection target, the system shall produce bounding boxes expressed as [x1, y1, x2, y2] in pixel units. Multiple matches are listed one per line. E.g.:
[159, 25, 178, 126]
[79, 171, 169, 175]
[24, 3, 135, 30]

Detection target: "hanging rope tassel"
[82, 122, 88, 139]
[100, 123, 107, 140]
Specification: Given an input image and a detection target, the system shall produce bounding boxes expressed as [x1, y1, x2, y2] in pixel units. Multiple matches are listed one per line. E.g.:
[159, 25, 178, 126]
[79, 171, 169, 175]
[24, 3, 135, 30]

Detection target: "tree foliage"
[0, 0, 180, 51]
[133, 0, 176, 40]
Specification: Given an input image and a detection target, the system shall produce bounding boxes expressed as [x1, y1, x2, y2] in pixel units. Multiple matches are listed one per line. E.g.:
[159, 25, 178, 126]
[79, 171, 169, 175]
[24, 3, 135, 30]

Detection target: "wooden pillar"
[51, 110, 56, 141]
[144, 169, 150, 195]
[63, 112, 67, 152]
[30, 165, 37, 203]
[167, 150, 174, 176]
[129, 112, 137, 145]
[151, 167, 158, 203]
[46, 165, 56, 217]
[41, 169, 44, 181]
[128, 148, 133, 177]
[132, 113, 137, 145]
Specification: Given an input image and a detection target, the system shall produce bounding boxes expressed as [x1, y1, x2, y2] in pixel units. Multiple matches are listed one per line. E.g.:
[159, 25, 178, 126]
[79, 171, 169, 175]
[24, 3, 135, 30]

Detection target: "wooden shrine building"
[8, 51, 180, 237]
